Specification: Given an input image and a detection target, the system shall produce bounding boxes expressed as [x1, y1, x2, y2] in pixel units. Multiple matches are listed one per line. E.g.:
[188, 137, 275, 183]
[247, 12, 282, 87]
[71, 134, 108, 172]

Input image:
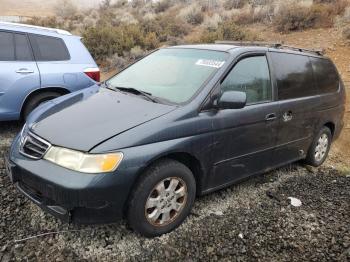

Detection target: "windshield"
[107, 48, 228, 104]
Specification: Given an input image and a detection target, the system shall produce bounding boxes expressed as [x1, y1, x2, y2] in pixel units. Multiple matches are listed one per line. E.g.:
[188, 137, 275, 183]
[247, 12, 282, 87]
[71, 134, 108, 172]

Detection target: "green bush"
[200, 20, 253, 43]
[141, 15, 190, 42]
[82, 27, 121, 61]
[82, 19, 167, 61]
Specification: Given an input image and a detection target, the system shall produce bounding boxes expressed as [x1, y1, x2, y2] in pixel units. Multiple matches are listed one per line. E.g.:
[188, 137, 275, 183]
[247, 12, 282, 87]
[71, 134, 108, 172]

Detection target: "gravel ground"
[0, 122, 349, 261]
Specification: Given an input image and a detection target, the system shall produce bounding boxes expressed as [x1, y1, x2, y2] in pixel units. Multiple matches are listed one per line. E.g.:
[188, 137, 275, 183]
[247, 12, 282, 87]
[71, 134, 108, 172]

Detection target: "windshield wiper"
[102, 82, 165, 104]
[115, 87, 159, 103]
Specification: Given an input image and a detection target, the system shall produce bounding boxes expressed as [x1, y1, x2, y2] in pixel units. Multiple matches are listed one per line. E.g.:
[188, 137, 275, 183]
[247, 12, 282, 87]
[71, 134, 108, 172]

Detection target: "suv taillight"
[84, 68, 100, 82]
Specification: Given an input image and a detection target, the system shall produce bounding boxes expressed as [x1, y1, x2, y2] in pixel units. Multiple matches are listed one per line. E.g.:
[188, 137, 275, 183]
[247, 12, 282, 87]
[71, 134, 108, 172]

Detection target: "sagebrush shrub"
[200, 19, 255, 43]
[155, 0, 172, 13]
[202, 13, 223, 30]
[223, 0, 248, 10]
[274, 1, 349, 32]
[178, 5, 204, 25]
[274, 4, 320, 32]
[234, 6, 272, 25]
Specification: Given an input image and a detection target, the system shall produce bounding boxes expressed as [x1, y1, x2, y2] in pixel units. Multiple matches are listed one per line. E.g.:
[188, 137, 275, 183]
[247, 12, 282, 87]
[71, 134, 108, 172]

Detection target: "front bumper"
[4, 136, 140, 224]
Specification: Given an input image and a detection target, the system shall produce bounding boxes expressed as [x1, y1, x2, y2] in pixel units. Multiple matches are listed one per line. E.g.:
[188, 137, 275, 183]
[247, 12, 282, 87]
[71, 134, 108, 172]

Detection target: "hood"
[30, 87, 176, 151]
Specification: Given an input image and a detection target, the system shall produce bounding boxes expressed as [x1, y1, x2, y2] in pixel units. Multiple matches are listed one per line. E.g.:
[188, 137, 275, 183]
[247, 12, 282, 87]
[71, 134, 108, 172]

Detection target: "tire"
[23, 91, 61, 120]
[305, 126, 332, 167]
[127, 159, 196, 237]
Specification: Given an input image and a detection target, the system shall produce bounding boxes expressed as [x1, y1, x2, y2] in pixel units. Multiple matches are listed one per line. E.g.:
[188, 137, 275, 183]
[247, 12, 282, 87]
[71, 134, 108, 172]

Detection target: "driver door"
[207, 54, 279, 189]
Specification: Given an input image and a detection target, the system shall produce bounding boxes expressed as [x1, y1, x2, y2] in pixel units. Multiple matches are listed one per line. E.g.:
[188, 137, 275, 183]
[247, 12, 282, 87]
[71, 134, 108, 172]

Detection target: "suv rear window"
[0, 31, 15, 61]
[310, 57, 339, 94]
[29, 34, 70, 61]
[270, 52, 317, 100]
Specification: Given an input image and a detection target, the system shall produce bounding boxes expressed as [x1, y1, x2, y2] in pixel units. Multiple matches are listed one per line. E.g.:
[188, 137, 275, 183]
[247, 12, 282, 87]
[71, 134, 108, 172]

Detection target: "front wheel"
[305, 126, 332, 167]
[127, 159, 196, 237]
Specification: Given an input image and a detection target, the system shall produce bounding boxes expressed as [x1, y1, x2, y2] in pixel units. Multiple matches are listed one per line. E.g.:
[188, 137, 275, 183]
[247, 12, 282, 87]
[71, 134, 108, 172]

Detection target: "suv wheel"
[305, 126, 332, 167]
[23, 91, 61, 120]
[127, 159, 196, 237]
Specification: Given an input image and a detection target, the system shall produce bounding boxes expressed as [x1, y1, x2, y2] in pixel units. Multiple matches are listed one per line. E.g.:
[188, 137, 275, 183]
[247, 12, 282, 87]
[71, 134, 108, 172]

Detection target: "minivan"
[5, 43, 345, 237]
[0, 22, 99, 121]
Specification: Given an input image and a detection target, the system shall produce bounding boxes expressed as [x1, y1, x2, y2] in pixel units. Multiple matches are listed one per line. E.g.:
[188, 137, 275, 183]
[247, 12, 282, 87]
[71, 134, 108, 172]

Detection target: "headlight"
[44, 146, 123, 174]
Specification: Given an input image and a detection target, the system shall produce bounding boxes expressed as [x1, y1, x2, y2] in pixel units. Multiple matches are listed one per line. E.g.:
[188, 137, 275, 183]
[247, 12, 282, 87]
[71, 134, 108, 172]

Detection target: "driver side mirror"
[216, 91, 247, 110]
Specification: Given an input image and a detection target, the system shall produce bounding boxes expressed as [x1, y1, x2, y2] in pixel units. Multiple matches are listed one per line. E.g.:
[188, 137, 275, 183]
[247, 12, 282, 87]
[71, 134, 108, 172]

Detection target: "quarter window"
[270, 52, 317, 100]
[0, 31, 15, 61]
[310, 57, 339, 94]
[221, 56, 272, 104]
[29, 34, 70, 61]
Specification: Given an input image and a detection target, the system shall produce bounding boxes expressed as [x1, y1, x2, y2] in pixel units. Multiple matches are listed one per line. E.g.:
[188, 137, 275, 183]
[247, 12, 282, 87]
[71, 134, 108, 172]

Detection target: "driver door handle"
[265, 113, 277, 121]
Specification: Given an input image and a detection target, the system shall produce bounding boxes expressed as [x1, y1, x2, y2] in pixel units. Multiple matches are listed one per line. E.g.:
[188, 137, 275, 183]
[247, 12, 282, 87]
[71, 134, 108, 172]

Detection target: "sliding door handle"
[265, 113, 277, 121]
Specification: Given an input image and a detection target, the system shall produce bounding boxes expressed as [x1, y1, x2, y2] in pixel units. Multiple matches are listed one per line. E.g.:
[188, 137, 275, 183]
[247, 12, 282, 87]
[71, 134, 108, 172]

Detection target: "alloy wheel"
[314, 134, 329, 162]
[145, 177, 187, 226]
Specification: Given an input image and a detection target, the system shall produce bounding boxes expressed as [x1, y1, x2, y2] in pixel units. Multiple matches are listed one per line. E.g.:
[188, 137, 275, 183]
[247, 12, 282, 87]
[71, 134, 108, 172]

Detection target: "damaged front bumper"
[4, 135, 139, 224]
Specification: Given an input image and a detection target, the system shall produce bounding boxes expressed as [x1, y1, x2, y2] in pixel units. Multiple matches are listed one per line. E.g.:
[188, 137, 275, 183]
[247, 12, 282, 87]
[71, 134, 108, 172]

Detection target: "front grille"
[20, 132, 51, 159]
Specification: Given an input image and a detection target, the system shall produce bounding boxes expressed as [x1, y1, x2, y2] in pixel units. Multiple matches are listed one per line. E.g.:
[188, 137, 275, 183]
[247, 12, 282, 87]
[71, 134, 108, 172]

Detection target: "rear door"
[0, 31, 40, 120]
[269, 51, 320, 165]
[207, 54, 279, 189]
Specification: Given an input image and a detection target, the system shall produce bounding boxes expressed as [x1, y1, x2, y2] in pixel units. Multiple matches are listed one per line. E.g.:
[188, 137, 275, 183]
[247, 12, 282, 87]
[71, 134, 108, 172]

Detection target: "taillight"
[84, 68, 100, 82]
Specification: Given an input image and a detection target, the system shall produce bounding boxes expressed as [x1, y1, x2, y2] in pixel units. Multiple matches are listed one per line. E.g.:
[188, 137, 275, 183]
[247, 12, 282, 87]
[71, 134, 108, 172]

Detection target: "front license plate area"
[4, 153, 13, 182]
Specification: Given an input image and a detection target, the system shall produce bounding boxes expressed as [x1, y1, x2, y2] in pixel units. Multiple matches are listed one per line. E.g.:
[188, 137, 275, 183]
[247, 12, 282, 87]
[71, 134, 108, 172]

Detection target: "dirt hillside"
[0, 0, 101, 16]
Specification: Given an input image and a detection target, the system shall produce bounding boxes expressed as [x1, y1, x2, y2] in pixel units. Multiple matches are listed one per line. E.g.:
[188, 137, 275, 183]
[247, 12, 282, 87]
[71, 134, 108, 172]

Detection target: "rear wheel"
[305, 126, 332, 167]
[23, 91, 62, 120]
[127, 159, 196, 237]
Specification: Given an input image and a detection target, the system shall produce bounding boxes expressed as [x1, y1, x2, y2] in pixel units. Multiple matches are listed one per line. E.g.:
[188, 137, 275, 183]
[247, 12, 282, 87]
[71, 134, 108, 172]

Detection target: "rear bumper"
[334, 117, 344, 141]
[4, 136, 140, 224]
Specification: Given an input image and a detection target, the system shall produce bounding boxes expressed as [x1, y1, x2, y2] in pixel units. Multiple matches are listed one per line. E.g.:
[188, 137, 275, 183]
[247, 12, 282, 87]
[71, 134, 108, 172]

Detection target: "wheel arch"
[143, 152, 204, 194]
[20, 87, 70, 119]
[123, 151, 205, 217]
[323, 121, 335, 137]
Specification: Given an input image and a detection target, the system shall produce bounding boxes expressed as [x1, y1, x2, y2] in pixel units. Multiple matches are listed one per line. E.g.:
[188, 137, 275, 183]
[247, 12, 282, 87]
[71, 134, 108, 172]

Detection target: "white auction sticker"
[196, 59, 225, 68]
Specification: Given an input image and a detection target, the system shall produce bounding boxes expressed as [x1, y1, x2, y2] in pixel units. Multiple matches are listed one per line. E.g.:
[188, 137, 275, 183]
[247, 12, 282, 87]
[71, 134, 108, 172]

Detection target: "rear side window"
[221, 56, 272, 104]
[29, 34, 70, 61]
[310, 57, 339, 93]
[270, 52, 317, 100]
[14, 33, 33, 61]
[0, 31, 15, 61]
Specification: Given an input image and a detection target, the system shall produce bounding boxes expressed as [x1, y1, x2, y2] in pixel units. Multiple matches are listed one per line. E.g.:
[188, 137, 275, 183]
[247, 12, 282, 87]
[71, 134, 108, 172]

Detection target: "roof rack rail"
[277, 45, 324, 56]
[215, 41, 282, 48]
[214, 40, 324, 56]
[0, 21, 72, 36]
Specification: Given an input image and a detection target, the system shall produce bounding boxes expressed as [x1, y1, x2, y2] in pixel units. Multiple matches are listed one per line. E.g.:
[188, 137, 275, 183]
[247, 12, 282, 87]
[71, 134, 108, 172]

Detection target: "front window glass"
[221, 56, 272, 104]
[0, 31, 15, 61]
[107, 48, 228, 104]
